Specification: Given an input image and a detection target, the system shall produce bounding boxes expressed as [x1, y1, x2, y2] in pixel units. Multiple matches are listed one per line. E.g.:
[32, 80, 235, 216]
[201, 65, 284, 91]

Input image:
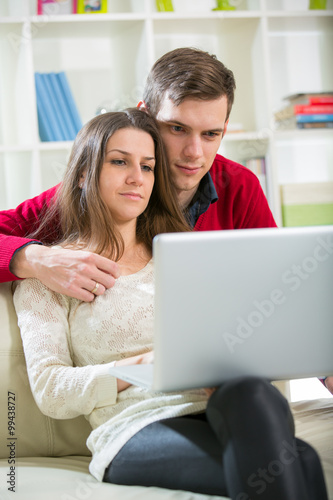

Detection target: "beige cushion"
[292, 398, 333, 497]
[0, 282, 91, 459]
[0, 456, 229, 500]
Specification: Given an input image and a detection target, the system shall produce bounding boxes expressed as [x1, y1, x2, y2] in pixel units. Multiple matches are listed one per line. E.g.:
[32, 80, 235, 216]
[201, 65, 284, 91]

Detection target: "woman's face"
[98, 127, 156, 226]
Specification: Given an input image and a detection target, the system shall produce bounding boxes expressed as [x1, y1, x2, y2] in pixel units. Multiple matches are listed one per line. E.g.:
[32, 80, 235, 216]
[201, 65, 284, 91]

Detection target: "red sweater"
[0, 154, 276, 282]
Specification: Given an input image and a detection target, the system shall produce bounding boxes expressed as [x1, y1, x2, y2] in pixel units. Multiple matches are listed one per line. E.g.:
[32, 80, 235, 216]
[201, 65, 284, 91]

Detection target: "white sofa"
[0, 281, 332, 500]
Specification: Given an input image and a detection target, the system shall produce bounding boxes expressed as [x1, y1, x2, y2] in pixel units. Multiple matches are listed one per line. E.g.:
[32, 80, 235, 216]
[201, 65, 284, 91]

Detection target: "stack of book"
[280, 182, 333, 227]
[274, 93, 333, 130]
[35, 72, 82, 142]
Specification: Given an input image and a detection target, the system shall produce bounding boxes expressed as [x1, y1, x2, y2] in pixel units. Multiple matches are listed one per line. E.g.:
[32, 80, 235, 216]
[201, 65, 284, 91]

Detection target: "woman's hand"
[203, 387, 217, 398]
[115, 351, 154, 393]
[324, 376, 333, 395]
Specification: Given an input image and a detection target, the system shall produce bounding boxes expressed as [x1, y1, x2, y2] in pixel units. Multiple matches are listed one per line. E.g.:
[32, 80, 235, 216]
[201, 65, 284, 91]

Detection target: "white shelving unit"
[0, 0, 332, 223]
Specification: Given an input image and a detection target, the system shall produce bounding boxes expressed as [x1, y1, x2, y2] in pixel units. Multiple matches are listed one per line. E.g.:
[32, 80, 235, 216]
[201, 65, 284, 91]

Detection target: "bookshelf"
[0, 0, 332, 224]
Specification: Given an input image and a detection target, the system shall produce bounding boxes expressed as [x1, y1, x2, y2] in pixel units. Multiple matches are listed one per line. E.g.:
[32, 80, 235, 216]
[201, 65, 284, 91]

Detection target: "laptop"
[109, 225, 333, 392]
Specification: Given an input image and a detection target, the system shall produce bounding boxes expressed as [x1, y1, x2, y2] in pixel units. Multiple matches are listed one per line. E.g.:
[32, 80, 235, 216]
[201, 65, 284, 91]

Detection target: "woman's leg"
[206, 377, 328, 500]
[104, 377, 328, 499]
[103, 414, 228, 496]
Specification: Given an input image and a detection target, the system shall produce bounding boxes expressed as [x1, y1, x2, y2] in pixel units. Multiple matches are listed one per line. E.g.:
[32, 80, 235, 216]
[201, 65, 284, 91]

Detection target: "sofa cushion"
[0, 456, 229, 500]
[0, 282, 91, 459]
[292, 398, 333, 498]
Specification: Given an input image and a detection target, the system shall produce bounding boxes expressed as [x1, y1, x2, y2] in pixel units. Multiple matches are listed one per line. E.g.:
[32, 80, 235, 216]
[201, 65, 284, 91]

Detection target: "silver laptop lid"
[152, 226, 333, 392]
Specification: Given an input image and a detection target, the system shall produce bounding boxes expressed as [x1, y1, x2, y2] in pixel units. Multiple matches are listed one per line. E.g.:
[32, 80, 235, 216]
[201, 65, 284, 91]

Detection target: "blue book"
[34, 72, 56, 142]
[41, 73, 68, 141]
[47, 72, 77, 140]
[56, 72, 82, 134]
[297, 113, 333, 123]
[38, 73, 64, 141]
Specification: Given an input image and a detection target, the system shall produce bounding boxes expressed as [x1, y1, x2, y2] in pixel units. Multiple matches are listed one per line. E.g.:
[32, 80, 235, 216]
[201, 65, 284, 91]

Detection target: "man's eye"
[171, 125, 184, 133]
[205, 132, 219, 138]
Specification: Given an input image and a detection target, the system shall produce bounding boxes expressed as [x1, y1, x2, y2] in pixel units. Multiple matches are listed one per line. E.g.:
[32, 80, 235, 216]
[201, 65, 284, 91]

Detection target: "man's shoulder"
[35, 184, 60, 202]
[211, 153, 254, 176]
[21, 184, 61, 211]
[210, 154, 259, 191]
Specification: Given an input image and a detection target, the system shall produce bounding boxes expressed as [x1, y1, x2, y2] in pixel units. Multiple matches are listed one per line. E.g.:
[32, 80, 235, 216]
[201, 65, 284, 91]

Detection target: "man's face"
[156, 95, 228, 207]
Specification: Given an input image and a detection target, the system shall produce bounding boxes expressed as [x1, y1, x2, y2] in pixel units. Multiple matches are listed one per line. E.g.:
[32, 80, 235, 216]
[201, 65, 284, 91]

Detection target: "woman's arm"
[323, 376, 333, 395]
[13, 278, 118, 419]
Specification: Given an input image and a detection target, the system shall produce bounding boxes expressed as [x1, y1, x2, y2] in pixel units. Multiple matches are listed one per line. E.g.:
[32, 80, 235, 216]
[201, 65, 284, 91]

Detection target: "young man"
[0, 48, 276, 301]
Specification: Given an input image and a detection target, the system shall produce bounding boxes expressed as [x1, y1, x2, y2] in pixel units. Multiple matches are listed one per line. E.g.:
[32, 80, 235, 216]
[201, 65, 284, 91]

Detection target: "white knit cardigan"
[13, 261, 208, 481]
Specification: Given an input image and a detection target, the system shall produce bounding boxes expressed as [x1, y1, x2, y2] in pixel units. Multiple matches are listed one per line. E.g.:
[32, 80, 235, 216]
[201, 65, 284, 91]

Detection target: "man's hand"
[115, 351, 154, 393]
[11, 244, 120, 301]
[324, 376, 333, 395]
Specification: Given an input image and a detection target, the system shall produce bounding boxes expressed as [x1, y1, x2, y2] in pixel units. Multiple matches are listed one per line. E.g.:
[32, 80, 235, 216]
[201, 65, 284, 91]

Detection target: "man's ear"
[137, 100, 149, 114]
[79, 171, 86, 189]
[222, 119, 229, 138]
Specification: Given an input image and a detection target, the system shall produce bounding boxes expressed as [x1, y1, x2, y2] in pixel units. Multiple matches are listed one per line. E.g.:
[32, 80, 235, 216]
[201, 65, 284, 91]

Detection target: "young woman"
[13, 109, 328, 500]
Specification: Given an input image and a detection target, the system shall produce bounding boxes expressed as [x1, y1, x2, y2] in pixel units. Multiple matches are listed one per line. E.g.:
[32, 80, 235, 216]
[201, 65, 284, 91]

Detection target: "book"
[309, 95, 333, 105]
[47, 72, 77, 140]
[35, 73, 58, 142]
[281, 182, 333, 227]
[297, 121, 333, 129]
[77, 0, 108, 14]
[35, 71, 82, 142]
[56, 72, 83, 134]
[40, 73, 68, 141]
[297, 113, 333, 123]
[276, 114, 333, 130]
[282, 92, 333, 106]
[38, 0, 75, 15]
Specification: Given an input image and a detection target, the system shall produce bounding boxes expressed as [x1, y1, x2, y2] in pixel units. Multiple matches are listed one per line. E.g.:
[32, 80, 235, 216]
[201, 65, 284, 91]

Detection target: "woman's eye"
[142, 165, 154, 172]
[111, 159, 125, 166]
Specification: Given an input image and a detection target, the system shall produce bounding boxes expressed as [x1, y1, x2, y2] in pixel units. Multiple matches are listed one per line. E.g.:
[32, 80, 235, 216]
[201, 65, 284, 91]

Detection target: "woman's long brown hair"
[30, 109, 190, 260]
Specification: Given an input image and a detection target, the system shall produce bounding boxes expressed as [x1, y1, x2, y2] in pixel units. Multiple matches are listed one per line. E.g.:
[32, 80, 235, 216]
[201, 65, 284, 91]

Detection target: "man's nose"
[183, 135, 203, 160]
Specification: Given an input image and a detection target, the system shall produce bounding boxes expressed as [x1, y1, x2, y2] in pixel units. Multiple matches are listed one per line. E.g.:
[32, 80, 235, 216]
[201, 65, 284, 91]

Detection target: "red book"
[309, 95, 333, 105]
[294, 104, 333, 115]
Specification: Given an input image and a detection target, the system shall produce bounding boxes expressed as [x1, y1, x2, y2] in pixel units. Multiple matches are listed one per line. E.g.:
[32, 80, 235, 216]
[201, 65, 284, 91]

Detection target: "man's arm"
[0, 186, 119, 301]
[0, 185, 59, 282]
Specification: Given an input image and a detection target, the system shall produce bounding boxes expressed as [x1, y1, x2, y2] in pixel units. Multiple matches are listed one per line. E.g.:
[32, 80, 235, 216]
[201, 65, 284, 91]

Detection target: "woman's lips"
[120, 192, 142, 200]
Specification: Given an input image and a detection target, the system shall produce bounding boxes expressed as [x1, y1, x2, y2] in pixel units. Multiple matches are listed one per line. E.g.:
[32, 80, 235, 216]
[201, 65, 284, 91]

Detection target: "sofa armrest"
[0, 282, 91, 459]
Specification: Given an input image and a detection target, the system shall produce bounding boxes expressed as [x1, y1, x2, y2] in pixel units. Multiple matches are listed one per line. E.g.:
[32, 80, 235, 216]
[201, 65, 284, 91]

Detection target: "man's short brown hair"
[143, 47, 236, 120]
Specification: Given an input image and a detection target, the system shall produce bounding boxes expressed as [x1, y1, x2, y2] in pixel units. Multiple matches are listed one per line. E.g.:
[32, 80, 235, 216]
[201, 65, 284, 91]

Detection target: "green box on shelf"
[309, 0, 327, 9]
[281, 182, 333, 227]
[156, 0, 174, 12]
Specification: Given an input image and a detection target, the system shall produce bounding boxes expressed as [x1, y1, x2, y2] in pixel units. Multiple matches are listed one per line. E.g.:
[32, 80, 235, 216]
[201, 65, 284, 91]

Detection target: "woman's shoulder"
[13, 277, 70, 310]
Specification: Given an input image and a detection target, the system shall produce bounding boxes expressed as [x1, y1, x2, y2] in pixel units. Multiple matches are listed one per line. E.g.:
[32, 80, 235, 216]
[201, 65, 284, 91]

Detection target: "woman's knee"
[209, 377, 284, 410]
[206, 377, 294, 439]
